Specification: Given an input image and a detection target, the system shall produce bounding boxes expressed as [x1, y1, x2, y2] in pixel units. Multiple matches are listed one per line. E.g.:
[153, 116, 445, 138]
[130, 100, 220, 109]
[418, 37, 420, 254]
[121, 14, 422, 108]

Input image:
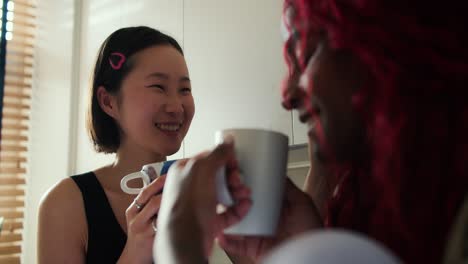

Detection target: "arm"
[156, 206, 206, 264]
[169, 216, 207, 264]
[38, 178, 87, 264]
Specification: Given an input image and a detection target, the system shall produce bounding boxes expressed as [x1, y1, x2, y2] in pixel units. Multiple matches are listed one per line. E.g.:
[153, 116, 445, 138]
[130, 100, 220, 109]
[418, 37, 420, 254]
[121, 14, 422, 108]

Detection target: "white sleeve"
[262, 229, 401, 264]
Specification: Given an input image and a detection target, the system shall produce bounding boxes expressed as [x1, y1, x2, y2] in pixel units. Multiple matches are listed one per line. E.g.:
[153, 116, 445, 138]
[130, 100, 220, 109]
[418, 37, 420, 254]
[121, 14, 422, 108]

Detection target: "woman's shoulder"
[39, 171, 97, 208]
[38, 172, 100, 229]
[39, 175, 85, 212]
[38, 175, 89, 254]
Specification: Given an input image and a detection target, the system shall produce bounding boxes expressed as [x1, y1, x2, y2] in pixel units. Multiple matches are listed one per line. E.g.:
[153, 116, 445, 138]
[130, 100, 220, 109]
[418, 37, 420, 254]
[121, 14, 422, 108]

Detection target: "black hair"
[87, 26, 183, 153]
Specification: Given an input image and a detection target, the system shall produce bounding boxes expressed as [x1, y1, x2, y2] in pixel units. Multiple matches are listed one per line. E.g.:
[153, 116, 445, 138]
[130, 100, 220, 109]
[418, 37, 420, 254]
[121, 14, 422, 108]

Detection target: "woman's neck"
[96, 141, 166, 192]
[113, 144, 166, 174]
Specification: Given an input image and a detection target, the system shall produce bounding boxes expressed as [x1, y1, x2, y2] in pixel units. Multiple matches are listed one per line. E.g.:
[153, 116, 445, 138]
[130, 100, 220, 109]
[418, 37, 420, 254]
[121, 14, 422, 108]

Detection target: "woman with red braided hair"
[277, 0, 468, 263]
[153, 0, 468, 263]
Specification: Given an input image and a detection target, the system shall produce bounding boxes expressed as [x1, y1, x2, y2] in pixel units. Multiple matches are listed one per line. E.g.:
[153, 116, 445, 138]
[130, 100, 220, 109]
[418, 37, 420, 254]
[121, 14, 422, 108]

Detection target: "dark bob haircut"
[86, 26, 183, 153]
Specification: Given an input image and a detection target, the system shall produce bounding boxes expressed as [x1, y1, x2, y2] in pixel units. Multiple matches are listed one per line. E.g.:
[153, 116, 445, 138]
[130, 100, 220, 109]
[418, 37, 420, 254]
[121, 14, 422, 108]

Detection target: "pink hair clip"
[109, 52, 126, 70]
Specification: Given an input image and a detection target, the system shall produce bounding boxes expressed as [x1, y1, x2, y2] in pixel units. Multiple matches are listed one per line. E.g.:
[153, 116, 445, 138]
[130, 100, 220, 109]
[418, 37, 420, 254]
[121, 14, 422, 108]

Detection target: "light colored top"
[262, 229, 401, 264]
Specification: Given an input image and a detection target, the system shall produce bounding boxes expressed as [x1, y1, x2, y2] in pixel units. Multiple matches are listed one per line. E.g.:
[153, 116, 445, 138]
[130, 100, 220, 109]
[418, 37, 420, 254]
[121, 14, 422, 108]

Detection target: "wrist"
[162, 215, 205, 263]
[116, 248, 132, 264]
[117, 245, 148, 264]
[156, 206, 205, 263]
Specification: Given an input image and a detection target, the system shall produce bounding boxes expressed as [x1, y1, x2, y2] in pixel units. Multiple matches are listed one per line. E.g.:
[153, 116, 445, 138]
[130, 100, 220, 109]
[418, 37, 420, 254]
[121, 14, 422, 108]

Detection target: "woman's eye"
[180, 87, 192, 94]
[148, 84, 165, 90]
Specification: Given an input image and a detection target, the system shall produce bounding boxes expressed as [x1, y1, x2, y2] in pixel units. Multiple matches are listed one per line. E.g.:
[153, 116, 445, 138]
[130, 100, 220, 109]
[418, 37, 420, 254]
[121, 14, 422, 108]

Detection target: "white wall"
[23, 0, 76, 263]
[183, 0, 294, 157]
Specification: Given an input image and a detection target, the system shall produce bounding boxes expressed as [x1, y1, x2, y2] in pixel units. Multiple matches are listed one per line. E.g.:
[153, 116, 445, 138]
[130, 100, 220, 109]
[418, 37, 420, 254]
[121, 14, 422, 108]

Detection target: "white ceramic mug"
[120, 160, 178, 195]
[215, 128, 289, 236]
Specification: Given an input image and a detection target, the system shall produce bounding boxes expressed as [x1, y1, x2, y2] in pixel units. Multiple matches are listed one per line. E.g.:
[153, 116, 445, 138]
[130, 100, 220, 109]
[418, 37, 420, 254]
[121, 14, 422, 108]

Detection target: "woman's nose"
[164, 94, 184, 114]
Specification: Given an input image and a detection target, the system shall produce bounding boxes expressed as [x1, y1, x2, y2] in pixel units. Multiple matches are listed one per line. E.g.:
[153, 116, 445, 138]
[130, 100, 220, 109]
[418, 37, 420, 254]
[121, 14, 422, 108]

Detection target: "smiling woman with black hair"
[38, 26, 195, 264]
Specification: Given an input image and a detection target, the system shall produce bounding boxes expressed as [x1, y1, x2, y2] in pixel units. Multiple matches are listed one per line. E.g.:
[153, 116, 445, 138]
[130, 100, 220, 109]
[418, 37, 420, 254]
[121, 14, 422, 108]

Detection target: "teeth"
[156, 123, 181, 131]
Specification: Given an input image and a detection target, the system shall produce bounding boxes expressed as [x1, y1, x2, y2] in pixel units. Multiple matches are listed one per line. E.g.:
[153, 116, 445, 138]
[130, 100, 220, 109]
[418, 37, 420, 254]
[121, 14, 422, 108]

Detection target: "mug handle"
[120, 172, 150, 195]
[216, 167, 235, 206]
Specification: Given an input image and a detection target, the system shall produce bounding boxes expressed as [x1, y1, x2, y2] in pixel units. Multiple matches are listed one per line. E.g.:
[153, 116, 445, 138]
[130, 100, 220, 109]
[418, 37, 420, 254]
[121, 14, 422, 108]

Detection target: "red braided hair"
[286, 0, 468, 262]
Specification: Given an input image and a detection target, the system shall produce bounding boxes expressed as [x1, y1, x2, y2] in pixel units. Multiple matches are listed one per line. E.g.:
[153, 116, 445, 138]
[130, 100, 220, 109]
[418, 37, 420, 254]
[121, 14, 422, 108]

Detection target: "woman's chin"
[159, 143, 182, 157]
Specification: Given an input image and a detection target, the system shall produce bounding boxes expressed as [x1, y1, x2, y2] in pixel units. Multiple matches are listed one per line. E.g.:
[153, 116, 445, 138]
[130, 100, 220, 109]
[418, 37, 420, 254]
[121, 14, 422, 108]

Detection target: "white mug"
[120, 160, 178, 195]
[215, 128, 289, 236]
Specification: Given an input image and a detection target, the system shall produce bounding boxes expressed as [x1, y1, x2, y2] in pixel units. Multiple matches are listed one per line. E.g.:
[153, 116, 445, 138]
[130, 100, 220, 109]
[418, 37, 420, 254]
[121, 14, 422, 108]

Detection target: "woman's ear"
[97, 86, 119, 119]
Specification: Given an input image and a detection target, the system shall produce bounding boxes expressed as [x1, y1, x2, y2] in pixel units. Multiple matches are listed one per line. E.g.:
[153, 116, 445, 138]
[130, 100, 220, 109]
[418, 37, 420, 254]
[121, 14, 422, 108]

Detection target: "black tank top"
[71, 172, 127, 264]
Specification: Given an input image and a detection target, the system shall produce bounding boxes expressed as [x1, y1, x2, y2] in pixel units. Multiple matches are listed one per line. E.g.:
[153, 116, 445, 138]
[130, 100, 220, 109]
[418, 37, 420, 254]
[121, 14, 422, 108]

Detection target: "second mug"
[120, 160, 178, 195]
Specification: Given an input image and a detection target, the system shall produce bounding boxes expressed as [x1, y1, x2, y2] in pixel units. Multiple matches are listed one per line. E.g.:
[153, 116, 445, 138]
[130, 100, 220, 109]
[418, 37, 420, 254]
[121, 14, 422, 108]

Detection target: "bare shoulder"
[38, 177, 87, 263]
[39, 177, 84, 220]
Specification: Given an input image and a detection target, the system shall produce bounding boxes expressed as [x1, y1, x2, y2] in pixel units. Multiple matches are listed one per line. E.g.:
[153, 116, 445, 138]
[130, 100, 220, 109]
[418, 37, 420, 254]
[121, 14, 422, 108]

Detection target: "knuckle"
[125, 207, 132, 217]
[139, 188, 151, 200]
[191, 157, 207, 171]
[212, 142, 228, 156]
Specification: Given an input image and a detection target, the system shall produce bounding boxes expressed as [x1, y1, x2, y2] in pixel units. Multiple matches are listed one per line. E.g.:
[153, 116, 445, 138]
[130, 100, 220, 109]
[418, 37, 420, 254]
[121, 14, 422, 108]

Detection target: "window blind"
[0, 0, 36, 263]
